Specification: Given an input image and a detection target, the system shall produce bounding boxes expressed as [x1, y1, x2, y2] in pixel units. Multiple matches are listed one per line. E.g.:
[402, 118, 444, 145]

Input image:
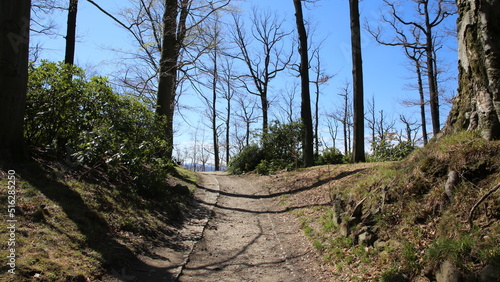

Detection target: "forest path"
[178, 172, 332, 281]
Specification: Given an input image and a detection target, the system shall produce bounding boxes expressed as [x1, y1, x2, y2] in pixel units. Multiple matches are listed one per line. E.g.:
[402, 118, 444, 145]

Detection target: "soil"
[107, 171, 333, 281]
[179, 172, 333, 281]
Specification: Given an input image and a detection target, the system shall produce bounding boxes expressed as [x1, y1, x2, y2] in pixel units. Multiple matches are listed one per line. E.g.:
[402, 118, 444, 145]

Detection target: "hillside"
[0, 131, 498, 281]
[262, 132, 499, 281]
[0, 154, 198, 281]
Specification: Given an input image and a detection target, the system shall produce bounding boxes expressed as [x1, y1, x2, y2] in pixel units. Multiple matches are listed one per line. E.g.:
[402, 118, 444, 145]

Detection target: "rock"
[414, 276, 431, 282]
[332, 198, 342, 226]
[436, 260, 462, 282]
[444, 170, 459, 201]
[479, 264, 500, 282]
[358, 232, 375, 246]
[340, 221, 349, 237]
[351, 197, 366, 219]
[374, 240, 387, 249]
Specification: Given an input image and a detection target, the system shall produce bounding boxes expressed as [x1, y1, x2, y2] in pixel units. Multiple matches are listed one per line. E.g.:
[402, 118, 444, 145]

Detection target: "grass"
[269, 131, 500, 280]
[0, 157, 195, 281]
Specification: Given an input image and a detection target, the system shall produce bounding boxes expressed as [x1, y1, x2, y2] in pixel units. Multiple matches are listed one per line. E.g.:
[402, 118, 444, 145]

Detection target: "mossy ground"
[0, 155, 195, 281]
[266, 131, 500, 280]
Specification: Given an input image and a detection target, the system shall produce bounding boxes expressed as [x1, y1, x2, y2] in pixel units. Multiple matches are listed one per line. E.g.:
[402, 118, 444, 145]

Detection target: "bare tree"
[234, 94, 260, 148]
[311, 46, 333, 156]
[349, 0, 365, 162]
[220, 56, 236, 167]
[325, 115, 339, 150]
[399, 114, 421, 145]
[86, 0, 230, 159]
[335, 82, 353, 155]
[230, 9, 292, 134]
[367, 0, 455, 136]
[0, 0, 31, 161]
[293, 0, 314, 167]
[441, 0, 500, 140]
[274, 82, 299, 124]
[402, 46, 429, 144]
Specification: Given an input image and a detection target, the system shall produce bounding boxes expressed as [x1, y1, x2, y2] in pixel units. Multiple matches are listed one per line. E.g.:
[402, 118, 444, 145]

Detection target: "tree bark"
[0, 0, 31, 162]
[423, 0, 441, 136]
[293, 0, 314, 167]
[349, 0, 366, 162]
[441, 0, 500, 140]
[157, 0, 189, 158]
[64, 0, 78, 65]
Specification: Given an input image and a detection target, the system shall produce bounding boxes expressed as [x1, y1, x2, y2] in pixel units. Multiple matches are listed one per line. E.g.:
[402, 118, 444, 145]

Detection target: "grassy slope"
[0, 156, 198, 281]
[266, 132, 500, 281]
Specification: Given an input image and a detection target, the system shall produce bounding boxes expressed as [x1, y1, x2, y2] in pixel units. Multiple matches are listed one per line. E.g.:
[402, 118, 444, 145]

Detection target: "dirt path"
[178, 172, 332, 281]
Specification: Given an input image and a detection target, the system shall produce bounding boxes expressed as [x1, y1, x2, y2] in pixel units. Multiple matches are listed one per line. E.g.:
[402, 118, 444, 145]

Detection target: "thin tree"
[230, 9, 292, 134]
[0, 0, 31, 161]
[441, 0, 500, 140]
[349, 0, 365, 162]
[220, 56, 236, 167]
[311, 46, 333, 156]
[403, 46, 429, 145]
[293, 0, 314, 167]
[335, 82, 353, 155]
[367, 0, 454, 136]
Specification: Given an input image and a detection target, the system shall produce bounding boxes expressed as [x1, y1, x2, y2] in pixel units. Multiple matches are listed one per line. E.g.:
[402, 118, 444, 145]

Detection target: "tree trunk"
[424, 1, 441, 136]
[212, 47, 220, 171]
[441, 0, 500, 140]
[416, 60, 429, 145]
[0, 0, 31, 162]
[349, 0, 365, 162]
[157, 0, 189, 159]
[293, 0, 314, 167]
[64, 0, 78, 65]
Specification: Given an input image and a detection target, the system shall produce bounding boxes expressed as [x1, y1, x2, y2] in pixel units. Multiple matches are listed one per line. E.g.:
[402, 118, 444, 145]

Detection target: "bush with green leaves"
[229, 121, 303, 174]
[369, 134, 416, 162]
[316, 147, 345, 165]
[227, 144, 264, 174]
[25, 61, 174, 197]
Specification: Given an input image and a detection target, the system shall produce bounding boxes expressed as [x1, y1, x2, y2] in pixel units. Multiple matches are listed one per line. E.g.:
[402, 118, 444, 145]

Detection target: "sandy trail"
[179, 172, 330, 281]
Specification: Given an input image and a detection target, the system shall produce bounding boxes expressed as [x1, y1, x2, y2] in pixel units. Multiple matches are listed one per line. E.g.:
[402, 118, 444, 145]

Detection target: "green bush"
[25, 61, 174, 197]
[369, 137, 416, 162]
[316, 147, 344, 165]
[228, 121, 303, 174]
[227, 144, 264, 174]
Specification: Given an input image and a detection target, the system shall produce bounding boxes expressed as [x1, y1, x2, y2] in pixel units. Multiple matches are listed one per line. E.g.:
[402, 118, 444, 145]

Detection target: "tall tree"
[230, 9, 292, 134]
[367, 0, 454, 136]
[64, 0, 78, 65]
[0, 0, 31, 161]
[441, 0, 500, 140]
[86, 0, 230, 159]
[349, 0, 365, 162]
[156, 0, 189, 159]
[293, 0, 314, 167]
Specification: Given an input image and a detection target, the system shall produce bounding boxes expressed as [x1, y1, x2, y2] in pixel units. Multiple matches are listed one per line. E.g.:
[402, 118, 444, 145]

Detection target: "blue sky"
[31, 0, 458, 161]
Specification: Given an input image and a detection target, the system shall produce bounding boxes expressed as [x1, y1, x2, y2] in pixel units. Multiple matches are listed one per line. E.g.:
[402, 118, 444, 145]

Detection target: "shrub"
[317, 147, 344, 165]
[228, 121, 303, 174]
[228, 144, 264, 174]
[25, 61, 174, 197]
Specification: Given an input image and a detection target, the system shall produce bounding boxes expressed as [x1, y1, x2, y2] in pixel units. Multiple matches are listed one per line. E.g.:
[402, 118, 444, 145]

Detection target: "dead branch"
[467, 183, 500, 230]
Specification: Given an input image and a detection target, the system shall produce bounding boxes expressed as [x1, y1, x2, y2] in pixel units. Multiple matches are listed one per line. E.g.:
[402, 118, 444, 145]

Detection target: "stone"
[358, 232, 374, 246]
[479, 264, 500, 282]
[340, 221, 349, 237]
[436, 260, 461, 282]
